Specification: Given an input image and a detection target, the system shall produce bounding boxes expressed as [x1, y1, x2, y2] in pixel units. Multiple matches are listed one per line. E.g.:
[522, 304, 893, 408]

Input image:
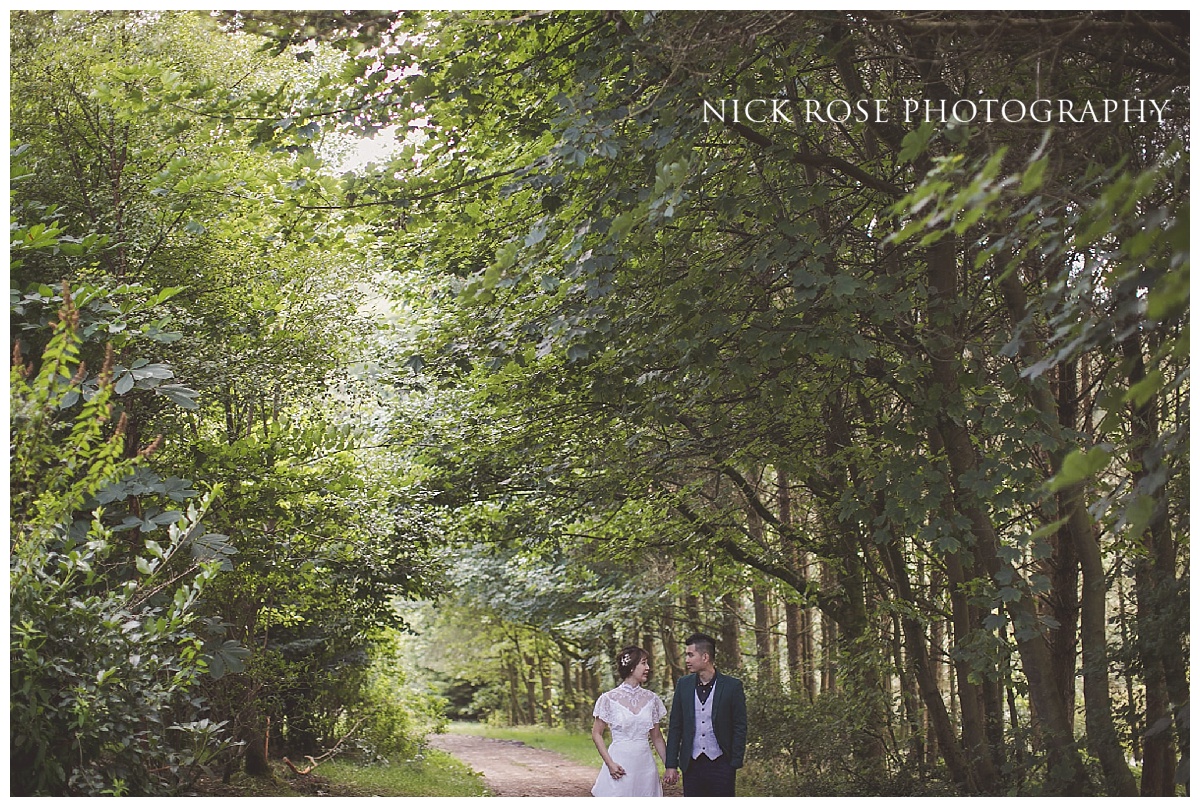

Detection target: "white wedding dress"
[591, 683, 667, 797]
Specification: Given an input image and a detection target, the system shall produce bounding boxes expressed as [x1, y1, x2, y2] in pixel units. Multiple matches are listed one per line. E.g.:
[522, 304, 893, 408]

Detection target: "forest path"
[427, 733, 600, 796]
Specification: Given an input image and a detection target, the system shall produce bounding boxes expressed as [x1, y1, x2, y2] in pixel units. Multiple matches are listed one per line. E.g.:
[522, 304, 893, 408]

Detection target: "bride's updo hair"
[616, 645, 650, 681]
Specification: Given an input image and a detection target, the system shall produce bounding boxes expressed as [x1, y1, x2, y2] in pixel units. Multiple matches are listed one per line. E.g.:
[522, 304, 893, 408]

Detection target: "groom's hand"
[663, 768, 679, 785]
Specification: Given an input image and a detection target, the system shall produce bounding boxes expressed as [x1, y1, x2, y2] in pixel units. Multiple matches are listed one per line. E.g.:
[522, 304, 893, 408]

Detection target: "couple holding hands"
[590, 633, 747, 798]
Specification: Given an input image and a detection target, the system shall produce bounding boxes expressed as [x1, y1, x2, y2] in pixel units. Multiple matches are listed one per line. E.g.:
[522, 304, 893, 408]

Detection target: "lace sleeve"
[653, 694, 667, 724]
[593, 692, 614, 724]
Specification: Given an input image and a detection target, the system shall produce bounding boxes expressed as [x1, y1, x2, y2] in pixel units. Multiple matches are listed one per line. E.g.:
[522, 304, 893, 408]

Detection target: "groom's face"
[684, 644, 710, 673]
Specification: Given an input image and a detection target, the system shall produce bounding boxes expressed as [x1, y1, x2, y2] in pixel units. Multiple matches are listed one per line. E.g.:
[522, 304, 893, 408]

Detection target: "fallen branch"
[282, 755, 320, 776]
[282, 717, 367, 776]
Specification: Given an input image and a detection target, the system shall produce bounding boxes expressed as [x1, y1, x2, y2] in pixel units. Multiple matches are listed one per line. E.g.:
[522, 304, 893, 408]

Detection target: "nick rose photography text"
[703, 97, 1171, 125]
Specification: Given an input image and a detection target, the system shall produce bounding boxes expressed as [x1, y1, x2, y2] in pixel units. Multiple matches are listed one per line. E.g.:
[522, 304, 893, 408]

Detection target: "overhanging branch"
[723, 120, 905, 198]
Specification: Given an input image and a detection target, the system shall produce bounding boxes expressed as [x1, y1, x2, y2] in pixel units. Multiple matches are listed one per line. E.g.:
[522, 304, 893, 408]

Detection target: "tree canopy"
[10, 10, 1188, 797]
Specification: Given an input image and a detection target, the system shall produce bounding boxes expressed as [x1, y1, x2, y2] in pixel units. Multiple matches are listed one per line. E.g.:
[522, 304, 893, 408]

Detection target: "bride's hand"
[607, 762, 626, 779]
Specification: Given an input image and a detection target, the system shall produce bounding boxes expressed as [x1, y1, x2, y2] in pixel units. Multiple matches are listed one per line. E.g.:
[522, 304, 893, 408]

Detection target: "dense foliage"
[10, 11, 436, 793]
[10, 290, 225, 795]
[10, 10, 1188, 797]
[340, 11, 1187, 796]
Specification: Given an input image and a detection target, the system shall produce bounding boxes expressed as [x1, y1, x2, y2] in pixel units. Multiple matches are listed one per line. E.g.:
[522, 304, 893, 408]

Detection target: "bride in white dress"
[590, 646, 668, 797]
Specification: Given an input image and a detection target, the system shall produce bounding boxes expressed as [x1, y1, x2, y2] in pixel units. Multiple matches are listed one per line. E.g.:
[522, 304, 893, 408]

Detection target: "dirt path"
[427, 733, 602, 797]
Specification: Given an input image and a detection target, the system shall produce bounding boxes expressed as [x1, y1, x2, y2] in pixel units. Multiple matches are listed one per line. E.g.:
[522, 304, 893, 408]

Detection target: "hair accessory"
[620, 653, 632, 667]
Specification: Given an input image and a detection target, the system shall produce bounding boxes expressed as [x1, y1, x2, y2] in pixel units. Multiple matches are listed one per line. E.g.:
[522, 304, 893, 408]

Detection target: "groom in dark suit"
[663, 633, 748, 797]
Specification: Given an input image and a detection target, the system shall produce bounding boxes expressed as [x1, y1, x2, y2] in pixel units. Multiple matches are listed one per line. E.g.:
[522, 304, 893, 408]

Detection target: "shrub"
[743, 678, 959, 796]
[356, 633, 449, 761]
[10, 295, 229, 795]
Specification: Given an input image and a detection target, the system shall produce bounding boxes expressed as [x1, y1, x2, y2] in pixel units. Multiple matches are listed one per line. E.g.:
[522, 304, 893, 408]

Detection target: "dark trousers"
[682, 753, 736, 797]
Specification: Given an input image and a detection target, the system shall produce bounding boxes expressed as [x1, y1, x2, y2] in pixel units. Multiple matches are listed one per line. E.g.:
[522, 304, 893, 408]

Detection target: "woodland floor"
[188, 766, 357, 797]
[187, 733, 683, 797]
[428, 733, 683, 797]
[428, 733, 601, 796]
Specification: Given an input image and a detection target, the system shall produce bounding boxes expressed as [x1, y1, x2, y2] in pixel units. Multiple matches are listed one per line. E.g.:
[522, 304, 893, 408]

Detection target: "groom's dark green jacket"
[665, 671, 748, 773]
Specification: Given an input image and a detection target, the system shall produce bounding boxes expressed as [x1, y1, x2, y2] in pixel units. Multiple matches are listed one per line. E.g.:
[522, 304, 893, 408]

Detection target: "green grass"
[447, 721, 602, 767]
[318, 749, 487, 797]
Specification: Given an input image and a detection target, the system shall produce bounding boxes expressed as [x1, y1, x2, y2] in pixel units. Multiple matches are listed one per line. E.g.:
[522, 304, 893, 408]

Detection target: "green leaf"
[1019, 156, 1048, 194]
[207, 640, 251, 680]
[407, 75, 436, 101]
[1025, 515, 1070, 541]
[830, 274, 857, 297]
[1145, 264, 1189, 322]
[1048, 446, 1112, 492]
[611, 211, 633, 238]
[935, 533, 960, 553]
[983, 613, 1007, 631]
[998, 586, 1023, 603]
[1123, 494, 1157, 540]
[1124, 369, 1165, 408]
[524, 222, 547, 247]
[156, 384, 200, 409]
[898, 122, 935, 164]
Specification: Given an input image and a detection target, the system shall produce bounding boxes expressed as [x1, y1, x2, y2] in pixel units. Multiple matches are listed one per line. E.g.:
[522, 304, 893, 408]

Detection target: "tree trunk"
[583, 663, 601, 714]
[926, 238, 1087, 793]
[506, 659, 524, 724]
[800, 602, 816, 698]
[560, 653, 575, 725]
[778, 471, 816, 698]
[1116, 571, 1142, 763]
[1044, 362, 1082, 736]
[943, 547, 999, 792]
[1045, 516, 1079, 736]
[642, 629, 656, 670]
[981, 674, 1005, 770]
[662, 602, 684, 683]
[877, 538, 973, 789]
[891, 609, 925, 766]
[753, 584, 774, 683]
[244, 720, 271, 777]
[523, 654, 540, 725]
[939, 386, 1089, 792]
[1124, 334, 1188, 795]
[820, 561, 838, 694]
[685, 593, 701, 633]
[1001, 263, 1133, 794]
[1138, 654, 1177, 796]
[1066, 480, 1138, 795]
[926, 567, 944, 763]
[832, 523, 887, 764]
[719, 593, 740, 668]
[744, 491, 775, 682]
[784, 598, 801, 681]
[539, 650, 555, 727]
